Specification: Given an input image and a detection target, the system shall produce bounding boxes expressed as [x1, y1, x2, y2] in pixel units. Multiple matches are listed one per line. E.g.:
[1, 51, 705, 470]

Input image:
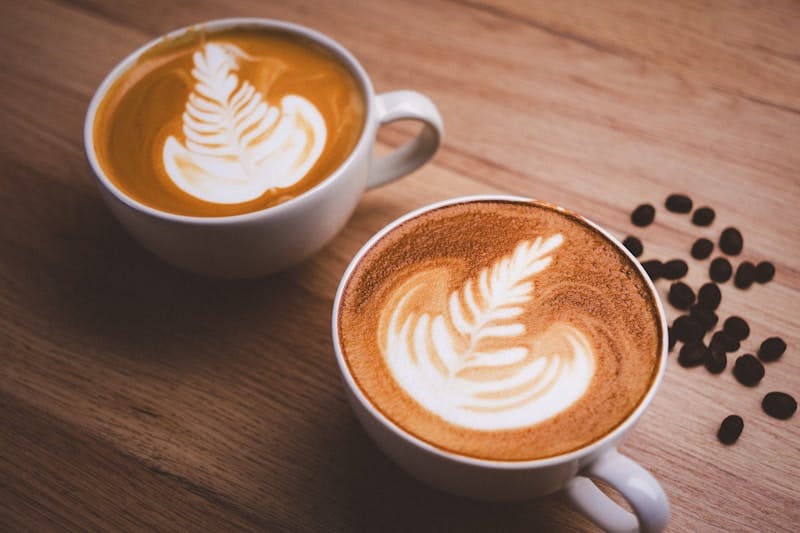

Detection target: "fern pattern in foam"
[162, 43, 326, 204]
[382, 234, 596, 431]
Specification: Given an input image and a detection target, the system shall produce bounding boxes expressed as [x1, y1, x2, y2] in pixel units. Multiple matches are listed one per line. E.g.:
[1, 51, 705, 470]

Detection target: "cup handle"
[564, 449, 670, 533]
[368, 90, 443, 189]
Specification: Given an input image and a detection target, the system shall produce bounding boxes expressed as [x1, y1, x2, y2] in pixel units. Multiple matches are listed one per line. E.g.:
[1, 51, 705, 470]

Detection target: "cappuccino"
[338, 200, 662, 461]
[93, 26, 365, 217]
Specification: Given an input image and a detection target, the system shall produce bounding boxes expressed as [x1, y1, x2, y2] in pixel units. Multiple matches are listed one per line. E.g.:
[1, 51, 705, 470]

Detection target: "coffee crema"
[93, 26, 365, 217]
[338, 200, 662, 461]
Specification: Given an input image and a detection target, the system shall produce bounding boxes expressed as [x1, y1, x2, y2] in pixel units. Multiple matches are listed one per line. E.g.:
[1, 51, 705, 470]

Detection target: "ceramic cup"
[84, 18, 443, 278]
[332, 195, 670, 532]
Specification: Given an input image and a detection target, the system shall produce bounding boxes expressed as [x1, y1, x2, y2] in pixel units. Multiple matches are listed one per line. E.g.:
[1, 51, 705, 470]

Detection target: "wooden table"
[2, 1, 798, 530]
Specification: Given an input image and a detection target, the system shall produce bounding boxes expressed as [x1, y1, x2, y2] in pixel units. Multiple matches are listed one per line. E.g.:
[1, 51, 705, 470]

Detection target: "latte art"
[163, 43, 326, 204]
[381, 235, 596, 430]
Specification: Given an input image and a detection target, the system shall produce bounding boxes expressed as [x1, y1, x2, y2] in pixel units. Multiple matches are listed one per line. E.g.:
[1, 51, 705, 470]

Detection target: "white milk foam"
[381, 235, 596, 431]
[162, 43, 326, 204]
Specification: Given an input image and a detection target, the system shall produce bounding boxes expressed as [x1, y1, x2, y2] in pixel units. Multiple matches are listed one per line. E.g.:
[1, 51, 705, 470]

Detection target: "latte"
[93, 26, 366, 217]
[338, 200, 662, 461]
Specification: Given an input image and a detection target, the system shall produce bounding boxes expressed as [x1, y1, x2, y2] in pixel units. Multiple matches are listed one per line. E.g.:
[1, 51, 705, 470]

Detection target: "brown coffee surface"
[338, 200, 662, 461]
[93, 26, 365, 217]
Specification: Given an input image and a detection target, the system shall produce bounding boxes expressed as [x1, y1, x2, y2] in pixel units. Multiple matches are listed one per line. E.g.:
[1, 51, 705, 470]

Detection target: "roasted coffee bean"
[668, 327, 677, 351]
[734, 261, 756, 289]
[690, 304, 718, 331]
[679, 340, 709, 367]
[631, 204, 655, 227]
[710, 331, 740, 353]
[697, 282, 721, 310]
[762, 392, 797, 420]
[758, 337, 786, 362]
[723, 316, 750, 341]
[641, 260, 664, 281]
[719, 227, 743, 255]
[692, 207, 715, 226]
[733, 354, 764, 387]
[674, 315, 705, 342]
[665, 194, 692, 213]
[705, 350, 727, 374]
[668, 282, 695, 310]
[663, 259, 689, 280]
[754, 261, 775, 283]
[709, 257, 733, 283]
[691, 238, 714, 260]
[622, 236, 643, 257]
[717, 415, 743, 445]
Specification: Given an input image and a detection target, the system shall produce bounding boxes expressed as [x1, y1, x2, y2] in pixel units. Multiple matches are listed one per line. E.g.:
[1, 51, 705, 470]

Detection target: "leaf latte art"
[162, 43, 327, 204]
[381, 234, 596, 431]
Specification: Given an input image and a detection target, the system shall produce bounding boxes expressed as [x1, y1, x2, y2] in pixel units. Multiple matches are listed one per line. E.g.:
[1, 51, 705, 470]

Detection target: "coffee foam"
[339, 200, 662, 461]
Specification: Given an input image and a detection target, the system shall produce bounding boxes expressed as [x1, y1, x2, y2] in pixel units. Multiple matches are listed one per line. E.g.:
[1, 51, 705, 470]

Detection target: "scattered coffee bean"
[733, 354, 764, 387]
[709, 257, 733, 283]
[690, 304, 718, 331]
[762, 392, 797, 420]
[710, 331, 740, 353]
[705, 350, 727, 374]
[734, 261, 756, 289]
[692, 206, 715, 226]
[717, 415, 743, 445]
[622, 236, 643, 257]
[691, 238, 714, 260]
[674, 315, 705, 342]
[754, 261, 775, 283]
[663, 259, 689, 280]
[665, 194, 692, 213]
[668, 327, 677, 352]
[668, 282, 695, 309]
[719, 227, 743, 255]
[679, 340, 709, 367]
[631, 204, 655, 227]
[697, 282, 722, 310]
[723, 316, 750, 341]
[758, 337, 786, 362]
[641, 259, 664, 281]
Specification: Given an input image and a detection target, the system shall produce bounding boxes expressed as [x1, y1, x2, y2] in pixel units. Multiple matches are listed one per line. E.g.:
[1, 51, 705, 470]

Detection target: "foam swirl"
[162, 43, 326, 204]
[380, 235, 596, 431]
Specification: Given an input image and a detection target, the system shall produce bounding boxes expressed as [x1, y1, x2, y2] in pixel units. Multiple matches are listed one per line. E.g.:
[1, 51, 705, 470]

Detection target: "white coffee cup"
[84, 18, 443, 278]
[332, 196, 670, 532]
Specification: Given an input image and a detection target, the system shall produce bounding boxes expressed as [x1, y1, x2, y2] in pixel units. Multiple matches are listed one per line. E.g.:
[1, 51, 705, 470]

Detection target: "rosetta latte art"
[162, 43, 327, 204]
[381, 234, 596, 431]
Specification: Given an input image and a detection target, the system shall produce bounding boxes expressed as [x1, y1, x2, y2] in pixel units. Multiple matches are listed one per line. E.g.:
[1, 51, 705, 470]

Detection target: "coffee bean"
[665, 194, 692, 213]
[709, 257, 733, 283]
[733, 354, 764, 387]
[641, 259, 664, 281]
[719, 227, 743, 255]
[679, 340, 709, 367]
[622, 236, 643, 257]
[762, 392, 797, 420]
[663, 259, 688, 280]
[631, 204, 655, 227]
[697, 282, 722, 310]
[717, 415, 743, 445]
[674, 315, 705, 342]
[690, 304, 718, 331]
[668, 282, 695, 310]
[692, 206, 715, 226]
[723, 316, 750, 341]
[754, 261, 775, 283]
[710, 331, 740, 353]
[705, 350, 727, 374]
[734, 261, 756, 289]
[691, 238, 714, 260]
[758, 337, 786, 362]
[668, 327, 677, 352]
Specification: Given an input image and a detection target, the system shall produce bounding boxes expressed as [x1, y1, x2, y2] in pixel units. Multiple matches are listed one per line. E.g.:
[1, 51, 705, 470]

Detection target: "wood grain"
[1, 0, 798, 531]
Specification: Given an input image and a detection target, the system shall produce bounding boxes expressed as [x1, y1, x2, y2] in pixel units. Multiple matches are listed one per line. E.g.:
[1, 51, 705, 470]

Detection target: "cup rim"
[83, 17, 375, 225]
[332, 194, 669, 469]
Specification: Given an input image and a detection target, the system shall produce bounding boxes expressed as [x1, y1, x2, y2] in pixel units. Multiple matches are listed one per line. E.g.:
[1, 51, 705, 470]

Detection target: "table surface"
[1, 1, 798, 531]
